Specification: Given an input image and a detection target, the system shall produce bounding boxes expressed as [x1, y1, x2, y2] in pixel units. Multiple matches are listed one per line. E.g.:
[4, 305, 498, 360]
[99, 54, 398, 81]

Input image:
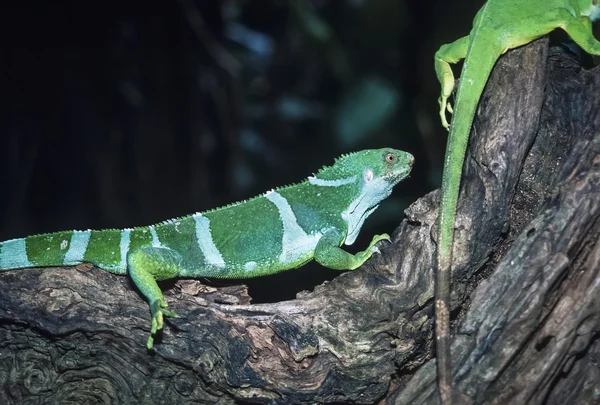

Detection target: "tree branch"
[1, 39, 598, 405]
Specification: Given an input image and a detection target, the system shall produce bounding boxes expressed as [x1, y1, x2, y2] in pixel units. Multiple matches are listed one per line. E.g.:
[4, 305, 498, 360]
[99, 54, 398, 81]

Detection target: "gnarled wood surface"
[1, 39, 599, 404]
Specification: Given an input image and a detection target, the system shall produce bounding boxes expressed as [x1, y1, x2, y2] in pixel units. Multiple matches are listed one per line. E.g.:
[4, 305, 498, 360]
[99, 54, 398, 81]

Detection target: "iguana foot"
[438, 96, 452, 131]
[147, 300, 179, 350]
[350, 233, 391, 268]
[369, 233, 391, 249]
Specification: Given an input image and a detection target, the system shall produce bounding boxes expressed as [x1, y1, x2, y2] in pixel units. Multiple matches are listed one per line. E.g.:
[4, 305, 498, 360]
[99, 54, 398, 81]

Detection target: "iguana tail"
[0, 229, 128, 274]
[435, 33, 504, 403]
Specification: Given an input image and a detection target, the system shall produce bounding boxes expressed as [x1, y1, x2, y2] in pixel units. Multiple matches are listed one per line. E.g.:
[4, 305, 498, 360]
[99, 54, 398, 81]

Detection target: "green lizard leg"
[127, 247, 184, 350]
[314, 230, 390, 270]
[503, 10, 600, 56]
[434, 36, 469, 130]
[555, 13, 600, 56]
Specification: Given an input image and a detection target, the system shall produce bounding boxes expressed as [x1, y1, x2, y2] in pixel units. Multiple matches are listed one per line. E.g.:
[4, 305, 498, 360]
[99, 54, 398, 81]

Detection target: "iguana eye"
[385, 153, 395, 164]
[363, 169, 373, 183]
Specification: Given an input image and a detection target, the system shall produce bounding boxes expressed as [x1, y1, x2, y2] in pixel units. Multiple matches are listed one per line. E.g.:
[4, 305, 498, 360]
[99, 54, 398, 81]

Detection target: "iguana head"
[310, 148, 414, 245]
[312, 148, 413, 185]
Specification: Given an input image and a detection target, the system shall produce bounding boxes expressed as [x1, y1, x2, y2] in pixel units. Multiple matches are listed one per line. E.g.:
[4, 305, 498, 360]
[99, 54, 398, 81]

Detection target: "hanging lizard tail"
[435, 33, 504, 404]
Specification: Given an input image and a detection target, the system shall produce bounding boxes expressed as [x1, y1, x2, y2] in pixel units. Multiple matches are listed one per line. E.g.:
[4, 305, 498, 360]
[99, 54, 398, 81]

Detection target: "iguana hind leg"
[503, 10, 600, 56]
[555, 13, 600, 55]
[434, 36, 470, 130]
[127, 247, 185, 349]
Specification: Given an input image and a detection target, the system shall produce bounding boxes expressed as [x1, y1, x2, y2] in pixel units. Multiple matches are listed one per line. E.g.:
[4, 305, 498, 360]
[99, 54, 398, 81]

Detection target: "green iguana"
[0, 148, 413, 350]
[434, 1, 600, 403]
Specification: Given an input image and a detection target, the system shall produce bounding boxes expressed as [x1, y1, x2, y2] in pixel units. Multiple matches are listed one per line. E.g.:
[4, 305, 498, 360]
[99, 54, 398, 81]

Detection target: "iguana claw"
[147, 300, 179, 350]
[368, 233, 391, 254]
[438, 97, 452, 131]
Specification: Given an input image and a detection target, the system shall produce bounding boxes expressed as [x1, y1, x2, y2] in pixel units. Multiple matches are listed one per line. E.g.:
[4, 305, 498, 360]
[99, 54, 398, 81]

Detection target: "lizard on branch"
[0, 148, 413, 350]
[433, 1, 600, 403]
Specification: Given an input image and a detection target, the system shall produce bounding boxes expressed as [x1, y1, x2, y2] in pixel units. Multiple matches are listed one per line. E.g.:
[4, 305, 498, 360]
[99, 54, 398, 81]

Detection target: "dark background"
[0, 0, 484, 301]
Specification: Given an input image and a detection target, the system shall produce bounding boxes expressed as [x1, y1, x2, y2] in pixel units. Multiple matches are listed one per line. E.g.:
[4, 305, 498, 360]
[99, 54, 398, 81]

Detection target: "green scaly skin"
[0, 148, 413, 350]
[434, 1, 600, 403]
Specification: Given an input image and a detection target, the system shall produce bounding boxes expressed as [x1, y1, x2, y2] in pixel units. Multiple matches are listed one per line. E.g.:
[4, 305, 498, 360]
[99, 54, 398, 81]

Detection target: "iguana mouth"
[387, 169, 411, 185]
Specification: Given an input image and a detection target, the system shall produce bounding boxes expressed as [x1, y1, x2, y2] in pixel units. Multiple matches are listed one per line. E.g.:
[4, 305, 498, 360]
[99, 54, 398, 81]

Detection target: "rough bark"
[1, 39, 599, 405]
[392, 40, 600, 405]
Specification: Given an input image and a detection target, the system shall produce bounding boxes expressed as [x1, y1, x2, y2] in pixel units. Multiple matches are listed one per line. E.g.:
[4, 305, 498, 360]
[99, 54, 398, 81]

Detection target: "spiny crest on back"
[156, 149, 397, 225]
[158, 179, 308, 223]
[311, 150, 362, 180]
[198, 152, 384, 215]
[314, 149, 387, 181]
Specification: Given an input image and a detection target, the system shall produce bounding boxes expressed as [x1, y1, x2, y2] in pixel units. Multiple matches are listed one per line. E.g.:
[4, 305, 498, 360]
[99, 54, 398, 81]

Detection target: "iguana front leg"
[127, 247, 183, 349]
[434, 36, 469, 130]
[314, 230, 389, 270]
